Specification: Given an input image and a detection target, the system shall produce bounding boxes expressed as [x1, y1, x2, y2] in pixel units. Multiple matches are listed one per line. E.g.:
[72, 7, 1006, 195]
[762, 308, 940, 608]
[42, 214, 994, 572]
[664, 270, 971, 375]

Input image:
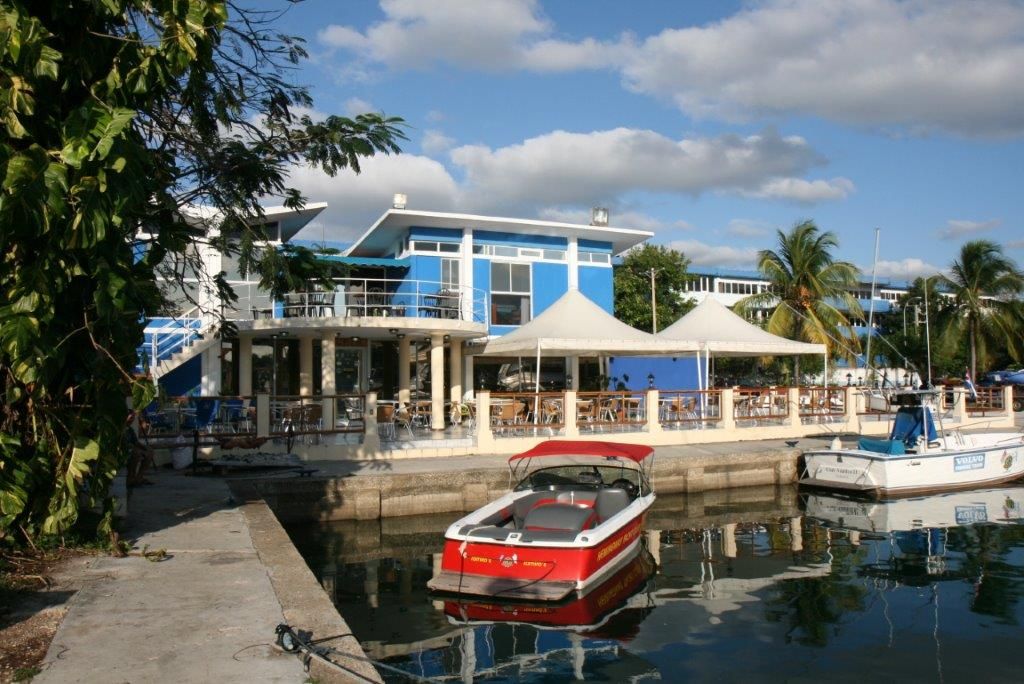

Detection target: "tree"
[735, 220, 863, 383]
[613, 244, 695, 332]
[0, 1, 405, 543]
[936, 240, 1024, 381]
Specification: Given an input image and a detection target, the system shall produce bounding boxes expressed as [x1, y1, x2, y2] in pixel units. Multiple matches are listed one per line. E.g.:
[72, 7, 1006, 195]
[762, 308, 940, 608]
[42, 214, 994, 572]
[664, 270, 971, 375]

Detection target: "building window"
[441, 257, 460, 289]
[491, 262, 531, 326]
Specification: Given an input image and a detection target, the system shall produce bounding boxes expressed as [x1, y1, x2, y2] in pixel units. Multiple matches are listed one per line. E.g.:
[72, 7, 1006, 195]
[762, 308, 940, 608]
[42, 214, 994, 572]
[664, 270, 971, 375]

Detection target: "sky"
[253, 0, 1024, 280]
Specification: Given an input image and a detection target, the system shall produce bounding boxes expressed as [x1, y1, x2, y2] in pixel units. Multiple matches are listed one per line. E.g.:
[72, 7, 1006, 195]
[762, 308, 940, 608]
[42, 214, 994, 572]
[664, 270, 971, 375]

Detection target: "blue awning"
[316, 255, 409, 267]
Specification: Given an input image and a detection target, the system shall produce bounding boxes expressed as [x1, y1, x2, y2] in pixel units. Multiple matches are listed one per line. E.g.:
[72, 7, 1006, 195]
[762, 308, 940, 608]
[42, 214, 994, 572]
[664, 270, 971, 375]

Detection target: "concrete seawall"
[255, 441, 803, 522]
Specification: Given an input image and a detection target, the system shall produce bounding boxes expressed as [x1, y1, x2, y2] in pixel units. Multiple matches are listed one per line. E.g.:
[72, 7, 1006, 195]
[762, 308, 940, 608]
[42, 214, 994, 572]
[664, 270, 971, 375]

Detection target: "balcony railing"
[226, 277, 488, 325]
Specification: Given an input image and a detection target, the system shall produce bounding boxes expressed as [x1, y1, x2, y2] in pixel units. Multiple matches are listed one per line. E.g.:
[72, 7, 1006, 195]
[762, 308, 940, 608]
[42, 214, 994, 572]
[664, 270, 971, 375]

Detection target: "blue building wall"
[532, 262, 568, 315]
[607, 356, 706, 391]
[579, 265, 613, 312]
[158, 355, 201, 396]
[578, 238, 612, 253]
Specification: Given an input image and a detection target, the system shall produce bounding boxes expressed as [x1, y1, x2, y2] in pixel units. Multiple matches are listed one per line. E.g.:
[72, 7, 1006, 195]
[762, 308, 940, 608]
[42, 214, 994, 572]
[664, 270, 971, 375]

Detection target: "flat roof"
[346, 209, 654, 257]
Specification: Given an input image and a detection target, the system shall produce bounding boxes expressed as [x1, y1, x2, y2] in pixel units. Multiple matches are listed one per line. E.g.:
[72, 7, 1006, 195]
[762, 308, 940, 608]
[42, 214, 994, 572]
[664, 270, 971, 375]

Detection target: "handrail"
[148, 306, 205, 369]
[222, 277, 489, 324]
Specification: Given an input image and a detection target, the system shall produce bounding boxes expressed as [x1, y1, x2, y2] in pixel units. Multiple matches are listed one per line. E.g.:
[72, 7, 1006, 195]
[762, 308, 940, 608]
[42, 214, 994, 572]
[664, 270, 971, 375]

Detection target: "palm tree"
[736, 220, 863, 383]
[937, 240, 1024, 382]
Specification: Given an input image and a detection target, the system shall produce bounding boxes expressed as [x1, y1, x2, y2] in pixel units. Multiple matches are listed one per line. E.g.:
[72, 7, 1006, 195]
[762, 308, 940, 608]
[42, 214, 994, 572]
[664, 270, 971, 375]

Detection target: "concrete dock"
[35, 472, 380, 684]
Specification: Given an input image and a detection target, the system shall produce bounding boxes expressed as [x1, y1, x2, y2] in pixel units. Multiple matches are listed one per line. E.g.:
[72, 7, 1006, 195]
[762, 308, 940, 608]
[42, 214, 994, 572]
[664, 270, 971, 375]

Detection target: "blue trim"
[316, 255, 410, 267]
[578, 238, 612, 252]
[474, 230, 566, 249]
[409, 226, 463, 241]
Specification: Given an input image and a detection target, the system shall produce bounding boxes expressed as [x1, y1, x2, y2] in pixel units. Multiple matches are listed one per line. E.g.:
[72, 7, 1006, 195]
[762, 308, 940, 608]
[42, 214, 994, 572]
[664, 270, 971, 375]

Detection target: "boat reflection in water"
[443, 547, 657, 635]
[286, 484, 1024, 682]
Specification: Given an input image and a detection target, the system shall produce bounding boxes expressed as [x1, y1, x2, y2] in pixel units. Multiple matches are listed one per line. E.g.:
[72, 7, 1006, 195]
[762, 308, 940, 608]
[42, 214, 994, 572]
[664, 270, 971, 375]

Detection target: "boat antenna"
[864, 228, 881, 385]
[924, 276, 933, 388]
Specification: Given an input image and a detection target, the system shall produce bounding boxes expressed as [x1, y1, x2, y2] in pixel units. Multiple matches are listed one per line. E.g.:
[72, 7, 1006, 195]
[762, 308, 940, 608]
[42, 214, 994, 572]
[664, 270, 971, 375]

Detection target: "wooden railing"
[575, 391, 648, 431]
[657, 389, 722, 428]
[489, 391, 566, 435]
[733, 387, 788, 424]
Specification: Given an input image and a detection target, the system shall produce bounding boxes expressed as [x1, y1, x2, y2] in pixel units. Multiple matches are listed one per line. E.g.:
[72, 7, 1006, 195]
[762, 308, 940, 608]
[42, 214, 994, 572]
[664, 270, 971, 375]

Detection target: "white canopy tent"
[475, 289, 695, 391]
[657, 297, 828, 392]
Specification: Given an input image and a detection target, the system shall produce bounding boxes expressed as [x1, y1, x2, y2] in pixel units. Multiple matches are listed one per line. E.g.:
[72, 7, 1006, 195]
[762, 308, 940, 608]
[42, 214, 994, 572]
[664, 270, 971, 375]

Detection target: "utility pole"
[650, 268, 659, 333]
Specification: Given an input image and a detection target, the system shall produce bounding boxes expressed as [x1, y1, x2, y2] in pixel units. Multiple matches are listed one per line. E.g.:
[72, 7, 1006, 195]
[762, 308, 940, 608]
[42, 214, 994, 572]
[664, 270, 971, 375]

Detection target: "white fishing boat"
[802, 486, 1024, 531]
[799, 390, 1024, 496]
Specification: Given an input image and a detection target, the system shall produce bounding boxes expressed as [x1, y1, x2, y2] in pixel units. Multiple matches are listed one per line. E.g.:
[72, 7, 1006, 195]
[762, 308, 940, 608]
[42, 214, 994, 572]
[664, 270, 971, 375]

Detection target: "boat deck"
[428, 570, 576, 601]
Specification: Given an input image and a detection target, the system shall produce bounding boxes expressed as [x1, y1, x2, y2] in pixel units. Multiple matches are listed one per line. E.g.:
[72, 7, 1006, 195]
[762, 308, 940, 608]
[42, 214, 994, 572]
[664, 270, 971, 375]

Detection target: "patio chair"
[283, 292, 306, 317]
[222, 398, 250, 432]
[376, 404, 396, 440]
[450, 402, 475, 428]
[394, 403, 415, 438]
[542, 399, 563, 424]
[142, 400, 174, 434]
[183, 398, 220, 433]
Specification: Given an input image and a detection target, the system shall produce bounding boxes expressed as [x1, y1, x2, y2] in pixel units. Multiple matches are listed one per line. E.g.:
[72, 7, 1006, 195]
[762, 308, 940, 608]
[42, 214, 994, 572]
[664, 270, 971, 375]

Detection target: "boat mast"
[864, 228, 880, 385]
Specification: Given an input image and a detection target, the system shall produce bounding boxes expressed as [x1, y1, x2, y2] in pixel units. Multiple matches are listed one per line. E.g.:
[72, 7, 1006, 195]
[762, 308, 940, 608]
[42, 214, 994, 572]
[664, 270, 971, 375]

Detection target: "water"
[286, 485, 1024, 682]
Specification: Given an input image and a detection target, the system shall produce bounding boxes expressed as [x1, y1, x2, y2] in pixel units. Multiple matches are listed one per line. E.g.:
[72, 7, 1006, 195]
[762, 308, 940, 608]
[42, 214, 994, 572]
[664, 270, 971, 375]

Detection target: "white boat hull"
[800, 433, 1024, 496]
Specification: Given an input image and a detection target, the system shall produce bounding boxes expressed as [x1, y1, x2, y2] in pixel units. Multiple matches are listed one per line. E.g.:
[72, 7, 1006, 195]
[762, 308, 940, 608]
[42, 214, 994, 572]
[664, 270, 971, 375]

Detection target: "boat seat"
[857, 437, 906, 455]
[512, 492, 559, 528]
[595, 488, 631, 522]
[523, 503, 597, 533]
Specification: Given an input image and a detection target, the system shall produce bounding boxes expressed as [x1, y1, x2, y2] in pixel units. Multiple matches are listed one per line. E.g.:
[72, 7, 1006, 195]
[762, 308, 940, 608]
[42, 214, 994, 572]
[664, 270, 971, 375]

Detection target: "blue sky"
[258, 0, 1024, 279]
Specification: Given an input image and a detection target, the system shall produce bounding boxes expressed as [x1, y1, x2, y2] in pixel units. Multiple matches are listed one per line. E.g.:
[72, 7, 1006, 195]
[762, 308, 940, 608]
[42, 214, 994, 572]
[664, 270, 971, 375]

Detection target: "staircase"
[137, 308, 218, 379]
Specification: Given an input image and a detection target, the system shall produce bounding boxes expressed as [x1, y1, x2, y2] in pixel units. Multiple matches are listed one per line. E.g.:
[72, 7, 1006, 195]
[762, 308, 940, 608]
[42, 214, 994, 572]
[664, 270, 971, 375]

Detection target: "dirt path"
[0, 552, 93, 684]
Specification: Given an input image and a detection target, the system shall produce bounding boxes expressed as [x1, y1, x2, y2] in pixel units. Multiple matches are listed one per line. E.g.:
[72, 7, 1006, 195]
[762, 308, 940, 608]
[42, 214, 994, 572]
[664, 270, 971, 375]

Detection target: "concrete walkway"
[37, 473, 309, 684]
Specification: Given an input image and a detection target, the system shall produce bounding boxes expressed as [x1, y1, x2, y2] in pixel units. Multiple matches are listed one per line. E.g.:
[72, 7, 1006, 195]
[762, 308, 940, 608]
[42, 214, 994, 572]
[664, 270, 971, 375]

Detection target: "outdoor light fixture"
[566, 374, 573, 388]
[388, 328, 398, 334]
[590, 207, 609, 226]
[846, 373, 852, 387]
[392, 193, 407, 209]
[443, 334, 450, 342]
[351, 336, 360, 342]
[396, 333, 405, 340]
[648, 373, 655, 389]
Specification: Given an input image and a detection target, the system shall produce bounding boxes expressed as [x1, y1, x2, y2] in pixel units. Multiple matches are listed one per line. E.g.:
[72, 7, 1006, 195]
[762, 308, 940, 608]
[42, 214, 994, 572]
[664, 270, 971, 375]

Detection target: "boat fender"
[830, 436, 842, 450]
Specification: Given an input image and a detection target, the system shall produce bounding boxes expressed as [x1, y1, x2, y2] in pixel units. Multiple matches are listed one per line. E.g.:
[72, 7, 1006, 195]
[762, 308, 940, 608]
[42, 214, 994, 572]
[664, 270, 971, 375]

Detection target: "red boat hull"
[438, 513, 646, 589]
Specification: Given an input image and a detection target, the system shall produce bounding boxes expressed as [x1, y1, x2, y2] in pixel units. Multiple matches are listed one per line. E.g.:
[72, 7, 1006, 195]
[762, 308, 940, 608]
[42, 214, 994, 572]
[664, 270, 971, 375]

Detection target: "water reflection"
[286, 485, 1024, 682]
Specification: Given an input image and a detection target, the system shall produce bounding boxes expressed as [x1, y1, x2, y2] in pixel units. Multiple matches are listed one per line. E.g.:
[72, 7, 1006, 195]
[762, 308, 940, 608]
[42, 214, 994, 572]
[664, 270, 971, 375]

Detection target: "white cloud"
[449, 127, 836, 210]
[937, 218, 1001, 240]
[620, 0, 1024, 136]
[319, 0, 551, 71]
[742, 177, 855, 203]
[537, 207, 665, 231]
[343, 97, 375, 117]
[663, 239, 759, 268]
[322, 0, 1024, 137]
[1007, 239, 1024, 249]
[871, 258, 943, 280]
[284, 154, 460, 240]
[421, 129, 456, 156]
[725, 219, 771, 238]
[282, 126, 846, 240]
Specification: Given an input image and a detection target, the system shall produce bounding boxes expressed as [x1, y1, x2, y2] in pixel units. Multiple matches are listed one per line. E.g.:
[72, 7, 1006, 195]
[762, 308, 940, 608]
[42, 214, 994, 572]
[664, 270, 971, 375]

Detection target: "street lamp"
[647, 373, 655, 389]
[846, 372, 852, 386]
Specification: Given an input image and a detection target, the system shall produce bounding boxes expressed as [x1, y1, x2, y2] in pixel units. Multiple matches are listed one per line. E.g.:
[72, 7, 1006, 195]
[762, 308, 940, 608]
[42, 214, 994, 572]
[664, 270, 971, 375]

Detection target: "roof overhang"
[346, 209, 654, 257]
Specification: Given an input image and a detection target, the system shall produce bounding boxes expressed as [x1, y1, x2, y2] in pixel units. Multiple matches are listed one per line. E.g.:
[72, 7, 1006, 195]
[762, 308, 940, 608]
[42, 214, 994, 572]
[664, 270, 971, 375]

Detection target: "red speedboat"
[427, 440, 656, 602]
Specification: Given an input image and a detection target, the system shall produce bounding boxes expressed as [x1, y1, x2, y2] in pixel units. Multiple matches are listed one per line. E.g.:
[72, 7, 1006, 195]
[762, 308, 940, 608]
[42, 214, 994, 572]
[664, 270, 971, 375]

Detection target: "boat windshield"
[514, 464, 645, 493]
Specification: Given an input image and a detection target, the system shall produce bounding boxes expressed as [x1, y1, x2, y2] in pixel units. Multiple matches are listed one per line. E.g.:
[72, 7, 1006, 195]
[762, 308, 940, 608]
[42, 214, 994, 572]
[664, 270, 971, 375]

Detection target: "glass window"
[491, 262, 531, 325]
[441, 257, 460, 289]
[438, 242, 460, 253]
[493, 246, 517, 257]
[542, 249, 565, 261]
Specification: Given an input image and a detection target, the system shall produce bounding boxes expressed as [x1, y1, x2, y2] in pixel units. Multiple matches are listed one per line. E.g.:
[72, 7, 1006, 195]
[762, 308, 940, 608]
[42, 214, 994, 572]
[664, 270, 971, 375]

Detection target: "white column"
[398, 337, 411, 405]
[569, 356, 580, 391]
[449, 339, 463, 402]
[461, 228, 474, 321]
[238, 336, 253, 396]
[567, 236, 579, 290]
[298, 335, 313, 396]
[321, 333, 336, 429]
[200, 344, 221, 395]
[722, 523, 737, 558]
[463, 354, 475, 398]
[430, 333, 445, 430]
